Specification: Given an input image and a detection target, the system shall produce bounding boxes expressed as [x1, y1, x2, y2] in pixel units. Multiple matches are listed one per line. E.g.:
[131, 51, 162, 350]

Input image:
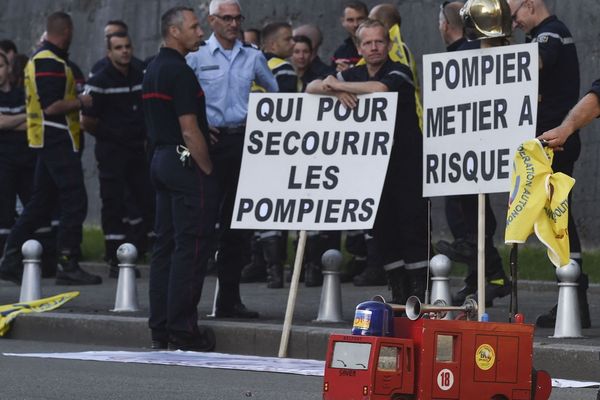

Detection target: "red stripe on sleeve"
[142, 92, 173, 101]
[35, 72, 66, 78]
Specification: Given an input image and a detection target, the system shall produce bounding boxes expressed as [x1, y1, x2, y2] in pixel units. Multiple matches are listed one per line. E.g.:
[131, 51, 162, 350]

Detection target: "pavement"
[1, 262, 599, 381]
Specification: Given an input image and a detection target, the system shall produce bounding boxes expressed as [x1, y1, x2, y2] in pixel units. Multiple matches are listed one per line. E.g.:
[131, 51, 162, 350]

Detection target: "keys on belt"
[176, 145, 192, 169]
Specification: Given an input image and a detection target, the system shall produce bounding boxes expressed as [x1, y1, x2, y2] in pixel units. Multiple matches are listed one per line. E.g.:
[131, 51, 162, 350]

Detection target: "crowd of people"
[0, 0, 597, 349]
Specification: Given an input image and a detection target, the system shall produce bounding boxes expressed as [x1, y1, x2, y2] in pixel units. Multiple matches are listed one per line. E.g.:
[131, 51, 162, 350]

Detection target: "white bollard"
[111, 243, 140, 312]
[314, 249, 344, 323]
[430, 254, 453, 320]
[19, 240, 43, 302]
[551, 260, 583, 338]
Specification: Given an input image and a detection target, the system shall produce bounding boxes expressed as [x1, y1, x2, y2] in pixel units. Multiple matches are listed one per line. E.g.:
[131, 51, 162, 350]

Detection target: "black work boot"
[0, 247, 23, 285]
[240, 235, 267, 283]
[536, 273, 591, 329]
[386, 267, 409, 305]
[452, 283, 477, 306]
[484, 276, 511, 307]
[406, 267, 428, 302]
[353, 266, 386, 286]
[353, 235, 386, 286]
[262, 236, 284, 289]
[435, 238, 477, 264]
[340, 256, 366, 282]
[55, 253, 102, 285]
[304, 234, 323, 287]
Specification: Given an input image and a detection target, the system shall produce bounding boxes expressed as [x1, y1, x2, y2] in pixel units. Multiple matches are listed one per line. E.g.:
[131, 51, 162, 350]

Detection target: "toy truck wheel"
[390, 394, 414, 400]
[490, 395, 508, 400]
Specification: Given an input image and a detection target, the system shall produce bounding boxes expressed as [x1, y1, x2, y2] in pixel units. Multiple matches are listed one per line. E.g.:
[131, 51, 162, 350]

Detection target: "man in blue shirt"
[186, 0, 277, 318]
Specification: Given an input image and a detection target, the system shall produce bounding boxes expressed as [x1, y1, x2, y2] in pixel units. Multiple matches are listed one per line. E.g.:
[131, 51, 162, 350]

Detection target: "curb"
[8, 312, 600, 381]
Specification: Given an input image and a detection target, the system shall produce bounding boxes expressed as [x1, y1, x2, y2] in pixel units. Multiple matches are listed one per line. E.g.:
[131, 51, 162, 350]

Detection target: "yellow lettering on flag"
[0, 291, 79, 336]
[505, 139, 574, 267]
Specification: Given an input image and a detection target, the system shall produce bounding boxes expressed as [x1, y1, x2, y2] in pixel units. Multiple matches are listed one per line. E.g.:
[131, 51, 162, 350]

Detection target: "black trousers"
[148, 146, 218, 341]
[4, 139, 87, 257]
[210, 133, 251, 309]
[0, 145, 36, 256]
[373, 156, 430, 270]
[95, 141, 154, 261]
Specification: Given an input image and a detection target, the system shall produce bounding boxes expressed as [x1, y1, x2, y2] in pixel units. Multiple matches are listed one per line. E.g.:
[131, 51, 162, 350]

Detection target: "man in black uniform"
[82, 32, 154, 278]
[509, 0, 590, 328]
[89, 20, 145, 77]
[0, 12, 101, 286]
[262, 22, 297, 93]
[143, 6, 217, 351]
[308, 19, 430, 304]
[0, 52, 31, 259]
[331, 1, 368, 72]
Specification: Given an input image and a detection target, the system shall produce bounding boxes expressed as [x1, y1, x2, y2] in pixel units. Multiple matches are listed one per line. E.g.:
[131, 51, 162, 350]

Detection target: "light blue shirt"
[186, 34, 278, 127]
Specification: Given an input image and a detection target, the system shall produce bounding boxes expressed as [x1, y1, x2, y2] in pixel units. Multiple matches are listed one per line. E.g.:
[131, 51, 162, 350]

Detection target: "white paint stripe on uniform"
[0, 106, 25, 113]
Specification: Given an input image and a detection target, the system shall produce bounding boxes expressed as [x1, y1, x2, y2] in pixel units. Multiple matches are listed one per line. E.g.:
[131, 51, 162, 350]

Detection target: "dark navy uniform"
[331, 36, 361, 68]
[339, 59, 429, 302]
[0, 87, 34, 257]
[299, 56, 335, 93]
[528, 15, 582, 264]
[84, 60, 154, 268]
[89, 56, 145, 77]
[446, 37, 480, 52]
[0, 41, 95, 285]
[143, 47, 218, 344]
[264, 52, 298, 93]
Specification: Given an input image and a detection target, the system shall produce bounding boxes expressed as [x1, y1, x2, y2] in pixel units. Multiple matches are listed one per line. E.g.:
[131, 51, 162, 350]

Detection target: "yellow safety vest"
[252, 57, 299, 93]
[357, 24, 424, 131]
[24, 49, 81, 151]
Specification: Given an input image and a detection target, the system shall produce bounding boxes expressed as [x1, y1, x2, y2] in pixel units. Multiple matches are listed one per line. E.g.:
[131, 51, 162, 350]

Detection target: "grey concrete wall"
[1, 0, 599, 247]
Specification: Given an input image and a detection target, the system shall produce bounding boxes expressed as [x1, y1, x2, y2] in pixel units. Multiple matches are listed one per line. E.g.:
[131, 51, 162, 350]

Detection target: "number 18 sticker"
[437, 368, 454, 391]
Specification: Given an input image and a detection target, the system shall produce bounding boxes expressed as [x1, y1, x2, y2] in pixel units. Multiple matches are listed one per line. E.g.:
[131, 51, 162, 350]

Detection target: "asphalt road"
[0, 340, 597, 400]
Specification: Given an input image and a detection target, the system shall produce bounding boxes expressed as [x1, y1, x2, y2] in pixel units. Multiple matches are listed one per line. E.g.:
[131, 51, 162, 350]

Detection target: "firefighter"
[0, 12, 101, 286]
[81, 32, 154, 278]
[507, 0, 590, 329]
[258, 22, 296, 288]
[307, 19, 430, 304]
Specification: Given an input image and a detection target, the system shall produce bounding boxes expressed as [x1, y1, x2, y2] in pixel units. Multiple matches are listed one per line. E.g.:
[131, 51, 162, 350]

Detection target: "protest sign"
[232, 92, 397, 230]
[422, 43, 538, 196]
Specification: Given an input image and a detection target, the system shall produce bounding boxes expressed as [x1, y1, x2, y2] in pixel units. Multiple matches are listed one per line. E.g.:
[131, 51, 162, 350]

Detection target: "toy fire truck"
[322, 296, 552, 400]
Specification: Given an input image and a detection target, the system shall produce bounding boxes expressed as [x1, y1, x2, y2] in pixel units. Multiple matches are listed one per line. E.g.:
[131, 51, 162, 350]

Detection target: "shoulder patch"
[537, 35, 549, 43]
[242, 41, 259, 50]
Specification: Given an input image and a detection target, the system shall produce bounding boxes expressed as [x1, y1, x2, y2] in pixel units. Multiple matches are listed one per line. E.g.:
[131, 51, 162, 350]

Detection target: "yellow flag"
[505, 140, 575, 267]
[0, 291, 79, 336]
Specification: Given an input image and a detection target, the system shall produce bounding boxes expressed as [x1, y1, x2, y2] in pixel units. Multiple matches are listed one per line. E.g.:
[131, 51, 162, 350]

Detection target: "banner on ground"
[422, 43, 538, 197]
[232, 93, 397, 230]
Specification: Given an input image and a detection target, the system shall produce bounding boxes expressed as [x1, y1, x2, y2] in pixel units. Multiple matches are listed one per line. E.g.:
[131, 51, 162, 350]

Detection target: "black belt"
[216, 126, 245, 135]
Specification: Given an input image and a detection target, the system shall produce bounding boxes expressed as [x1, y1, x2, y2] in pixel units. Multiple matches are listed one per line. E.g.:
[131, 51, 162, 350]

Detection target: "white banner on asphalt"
[422, 43, 538, 197]
[4, 352, 599, 388]
[232, 93, 396, 230]
[4, 351, 325, 376]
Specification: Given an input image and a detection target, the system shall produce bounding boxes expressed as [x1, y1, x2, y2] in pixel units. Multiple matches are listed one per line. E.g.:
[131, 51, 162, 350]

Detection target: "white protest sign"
[422, 43, 538, 197]
[231, 92, 397, 230]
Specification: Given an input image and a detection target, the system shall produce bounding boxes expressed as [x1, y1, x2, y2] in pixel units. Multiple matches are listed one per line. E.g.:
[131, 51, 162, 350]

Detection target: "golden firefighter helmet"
[460, 0, 512, 40]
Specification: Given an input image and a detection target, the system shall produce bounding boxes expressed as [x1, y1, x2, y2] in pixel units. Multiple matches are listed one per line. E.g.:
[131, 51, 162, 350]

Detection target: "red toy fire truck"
[322, 296, 552, 400]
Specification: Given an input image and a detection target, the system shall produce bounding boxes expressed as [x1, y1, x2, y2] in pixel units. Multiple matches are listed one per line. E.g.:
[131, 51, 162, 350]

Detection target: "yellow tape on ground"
[0, 291, 79, 336]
